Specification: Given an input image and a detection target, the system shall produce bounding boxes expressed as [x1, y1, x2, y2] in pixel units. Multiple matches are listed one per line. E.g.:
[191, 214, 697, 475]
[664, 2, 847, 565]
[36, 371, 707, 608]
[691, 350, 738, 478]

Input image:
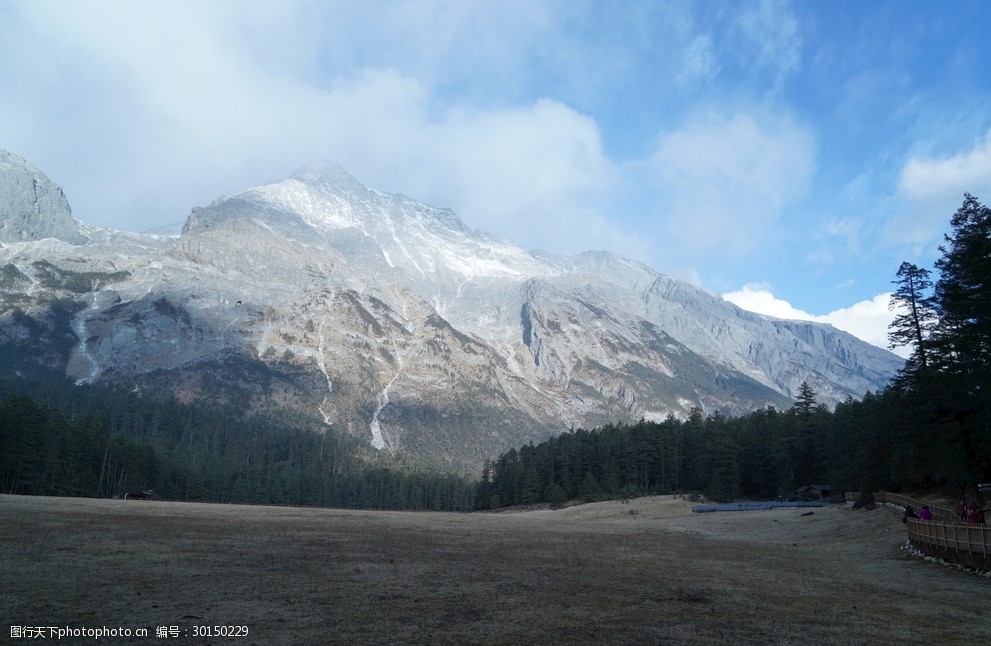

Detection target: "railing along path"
[846, 492, 991, 569]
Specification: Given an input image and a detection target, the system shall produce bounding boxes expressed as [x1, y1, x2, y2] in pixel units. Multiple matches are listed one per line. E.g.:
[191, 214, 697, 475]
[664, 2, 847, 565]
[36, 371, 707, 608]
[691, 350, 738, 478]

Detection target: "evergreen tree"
[931, 194, 991, 381]
[888, 261, 938, 379]
[793, 382, 819, 417]
[928, 194, 991, 482]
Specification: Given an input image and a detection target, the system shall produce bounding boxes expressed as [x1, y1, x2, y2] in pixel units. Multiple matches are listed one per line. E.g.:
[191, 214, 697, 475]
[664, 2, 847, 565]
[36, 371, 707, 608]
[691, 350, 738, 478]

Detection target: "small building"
[795, 484, 832, 502]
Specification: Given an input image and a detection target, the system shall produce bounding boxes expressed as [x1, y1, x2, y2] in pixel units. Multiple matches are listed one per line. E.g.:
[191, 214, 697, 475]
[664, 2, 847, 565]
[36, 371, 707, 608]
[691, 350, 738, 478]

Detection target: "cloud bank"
[3, 0, 989, 346]
[723, 284, 908, 358]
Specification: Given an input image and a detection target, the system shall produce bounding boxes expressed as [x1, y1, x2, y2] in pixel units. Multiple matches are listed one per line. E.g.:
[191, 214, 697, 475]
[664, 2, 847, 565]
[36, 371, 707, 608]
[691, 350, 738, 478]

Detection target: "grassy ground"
[1, 494, 987, 645]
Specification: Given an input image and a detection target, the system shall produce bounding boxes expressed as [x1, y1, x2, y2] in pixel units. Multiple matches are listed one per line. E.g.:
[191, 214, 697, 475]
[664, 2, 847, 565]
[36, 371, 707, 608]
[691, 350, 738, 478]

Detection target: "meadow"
[1, 494, 987, 645]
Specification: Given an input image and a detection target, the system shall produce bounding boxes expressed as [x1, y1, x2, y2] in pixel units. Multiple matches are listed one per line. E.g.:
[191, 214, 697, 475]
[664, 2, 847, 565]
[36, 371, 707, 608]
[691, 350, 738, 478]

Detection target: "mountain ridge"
[0, 150, 902, 469]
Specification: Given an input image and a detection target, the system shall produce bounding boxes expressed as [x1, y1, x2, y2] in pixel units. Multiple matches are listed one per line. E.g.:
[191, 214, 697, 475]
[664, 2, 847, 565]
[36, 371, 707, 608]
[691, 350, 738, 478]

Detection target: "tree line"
[478, 195, 991, 509]
[475, 387, 871, 507]
[0, 382, 475, 511]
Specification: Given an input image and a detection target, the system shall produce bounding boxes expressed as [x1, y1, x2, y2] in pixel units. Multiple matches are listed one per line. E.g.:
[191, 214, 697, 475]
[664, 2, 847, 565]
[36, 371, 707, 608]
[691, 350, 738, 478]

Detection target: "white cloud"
[899, 128, 991, 200]
[411, 99, 625, 252]
[0, 1, 820, 268]
[0, 0, 636, 258]
[823, 295, 905, 357]
[888, 129, 991, 248]
[723, 284, 909, 357]
[723, 283, 816, 320]
[649, 112, 816, 254]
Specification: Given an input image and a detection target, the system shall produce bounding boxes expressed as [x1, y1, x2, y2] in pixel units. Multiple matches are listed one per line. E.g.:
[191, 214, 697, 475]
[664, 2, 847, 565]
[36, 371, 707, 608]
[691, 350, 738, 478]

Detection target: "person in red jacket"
[967, 503, 981, 526]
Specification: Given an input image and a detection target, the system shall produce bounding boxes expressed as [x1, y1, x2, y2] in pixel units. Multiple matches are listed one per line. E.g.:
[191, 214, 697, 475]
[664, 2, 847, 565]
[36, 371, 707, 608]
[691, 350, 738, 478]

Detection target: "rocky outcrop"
[0, 150, 85, 244]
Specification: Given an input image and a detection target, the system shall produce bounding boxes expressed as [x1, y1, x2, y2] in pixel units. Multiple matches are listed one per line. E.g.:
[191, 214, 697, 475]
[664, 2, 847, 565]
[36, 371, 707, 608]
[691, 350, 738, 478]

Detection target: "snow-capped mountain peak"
[0, 151, 903, 470]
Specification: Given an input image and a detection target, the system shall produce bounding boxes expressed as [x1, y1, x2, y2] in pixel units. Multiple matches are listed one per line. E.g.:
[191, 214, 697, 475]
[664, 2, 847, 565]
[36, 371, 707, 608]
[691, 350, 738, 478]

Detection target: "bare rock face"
[0, 149, 85, 244]
[0, 152, 905, 470]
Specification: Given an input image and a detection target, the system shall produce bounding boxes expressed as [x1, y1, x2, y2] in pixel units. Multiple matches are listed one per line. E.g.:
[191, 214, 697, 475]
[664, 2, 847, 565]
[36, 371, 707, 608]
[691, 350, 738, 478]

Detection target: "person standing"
[967, 503, 981, 526]
[956, 500, 968, 522]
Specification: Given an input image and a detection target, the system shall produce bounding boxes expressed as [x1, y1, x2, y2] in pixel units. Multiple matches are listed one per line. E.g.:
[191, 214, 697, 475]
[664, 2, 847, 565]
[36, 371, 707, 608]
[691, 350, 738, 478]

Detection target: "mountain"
[0, 150, 903, 470]
[0, 149, 85, 244]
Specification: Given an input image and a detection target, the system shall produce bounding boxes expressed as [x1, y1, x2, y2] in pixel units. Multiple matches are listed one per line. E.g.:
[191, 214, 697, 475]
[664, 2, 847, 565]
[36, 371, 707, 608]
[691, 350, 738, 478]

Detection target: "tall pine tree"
[888, 261, 937, 380]
[914, 194, 991, 485]
[931, 194, 991, 381]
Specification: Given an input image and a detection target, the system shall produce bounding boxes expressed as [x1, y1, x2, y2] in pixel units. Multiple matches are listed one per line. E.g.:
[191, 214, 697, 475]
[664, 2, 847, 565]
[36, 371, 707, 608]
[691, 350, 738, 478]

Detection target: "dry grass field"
[1, 494, 988, 645]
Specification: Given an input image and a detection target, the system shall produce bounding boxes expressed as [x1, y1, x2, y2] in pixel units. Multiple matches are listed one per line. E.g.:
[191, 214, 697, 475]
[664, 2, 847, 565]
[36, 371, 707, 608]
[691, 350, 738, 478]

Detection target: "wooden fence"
[845, 491, 990, 570]
[905, 518, 990, 556]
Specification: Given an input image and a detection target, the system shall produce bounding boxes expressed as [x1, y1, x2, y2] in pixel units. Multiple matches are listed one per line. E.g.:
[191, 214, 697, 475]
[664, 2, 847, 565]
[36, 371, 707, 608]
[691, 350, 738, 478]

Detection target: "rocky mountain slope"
[0, 149, 903, 469]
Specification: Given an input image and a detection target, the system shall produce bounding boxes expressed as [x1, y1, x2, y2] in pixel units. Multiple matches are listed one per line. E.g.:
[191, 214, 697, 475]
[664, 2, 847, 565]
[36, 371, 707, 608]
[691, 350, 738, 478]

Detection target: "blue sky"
[2, 1, 990, 355]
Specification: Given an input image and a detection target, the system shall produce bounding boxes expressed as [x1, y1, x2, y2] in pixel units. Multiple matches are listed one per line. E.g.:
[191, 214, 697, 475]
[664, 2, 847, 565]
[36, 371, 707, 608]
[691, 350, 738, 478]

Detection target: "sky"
[2, 1, 991, 358]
